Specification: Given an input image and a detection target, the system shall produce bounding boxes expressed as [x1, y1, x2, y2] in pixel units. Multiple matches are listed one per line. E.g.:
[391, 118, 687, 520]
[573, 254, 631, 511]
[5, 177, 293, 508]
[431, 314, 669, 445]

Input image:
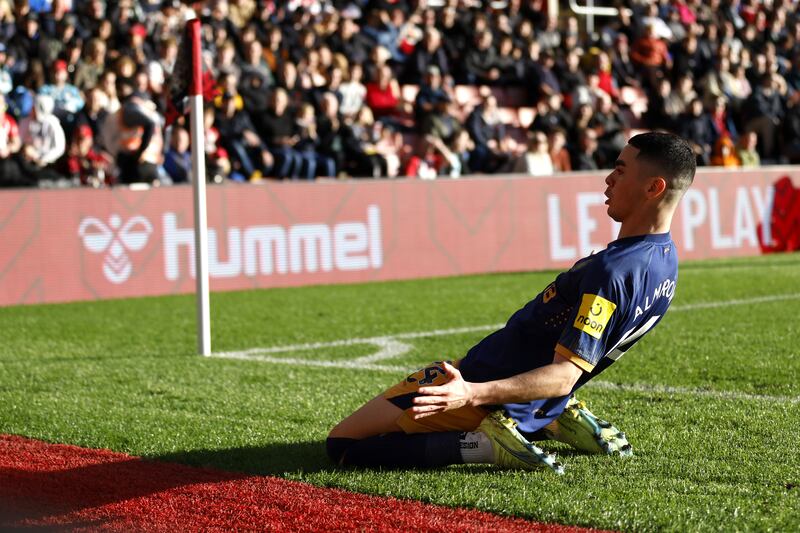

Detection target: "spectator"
[99, 71, 121, 114]
[345, 106, 388, 178]
[495, 35, 524, 85]
[0, 43, 12, 96]
[295, 102, 336, 178]
[537, 16, 561, 51]
[512, 132, 554, 176]
[572, 103, 595, 143]
[640, 3, 673, 42]
[404, 27, 449, 83]
[73, 38, 107, 91]
[339, 62, 366, 119]
[590, 98, 629, 168]
[363, 45, 392, 90]
[556, 49, 586, 101]
[61, 123, 110, 186]
[463, 30, 499, 85]
[571, 128, 601, 171]
[39, 59, 84, 117]
[239, 39, 273, 114]
[373, 120, 403, 178]
[214, 39, 240, 79]
[262, 25, 287, 75]
[742, 73, 784, 161]
[736, 131, 760, 167]
[0, 1, 14, 47]
[699, 56, 732, 106]
[671, 34, 707, 82]
[610, 34, 640, 89]
[317, 92, 348, 177]
[0, 94, 28, 187]
[203, 106, 231, 183]
[666, 75, 698, 118]
[328, 16, 371, 67]
[414, 66, 457, 141]
[360, 9, 401, 63]
[630, 23, 672, 91]
[572, 72, 611, 112]
[18, 93, 66, 183]
[725, 64, 752, 111]
[98, 93, 163, 184]
[681, 98, 715, 165]
[215, 92, 271, 181]
[548, 128, 571, 172]
[163, 125, 191, 183]
[74, 86, 108, 139]
[709, 135, 740, 167]
[524, 44, 561, 103]
[644, 78, 678, 131]
[437, 7, 468, 70]
[156, 36, 178, 79]
[466, 93, 510, 173]
[364, 63, 410, 127]
[256, 87, 312, 180]
[298, 48, 328, 91]
[275, 62, 307, 109]
[403, 136, 440, 180]
[708, 96, 738, 146]
[119, 23, 156, 66]
[531, 94, 572, 135]
[590, 50, 618, 101]
[41, 13, 78, 67]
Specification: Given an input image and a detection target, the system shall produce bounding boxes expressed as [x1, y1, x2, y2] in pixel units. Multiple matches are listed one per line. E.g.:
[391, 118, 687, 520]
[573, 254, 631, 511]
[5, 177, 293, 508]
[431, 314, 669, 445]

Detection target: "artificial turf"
[1, 253, 798, 531]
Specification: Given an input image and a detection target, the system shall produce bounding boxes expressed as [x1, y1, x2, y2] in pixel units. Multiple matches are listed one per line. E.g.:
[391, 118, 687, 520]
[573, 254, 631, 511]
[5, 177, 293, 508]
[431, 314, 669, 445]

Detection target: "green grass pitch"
[1, 253, 799, 531]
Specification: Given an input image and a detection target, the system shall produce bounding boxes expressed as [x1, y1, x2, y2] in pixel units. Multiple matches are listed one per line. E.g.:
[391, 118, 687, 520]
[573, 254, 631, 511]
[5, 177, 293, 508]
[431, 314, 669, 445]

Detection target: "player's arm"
[410, 354, 583, 419]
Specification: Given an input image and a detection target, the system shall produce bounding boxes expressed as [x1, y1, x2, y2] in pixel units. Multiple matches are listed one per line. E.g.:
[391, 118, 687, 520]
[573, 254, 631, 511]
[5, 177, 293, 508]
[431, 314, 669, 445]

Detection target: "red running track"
[0, 434, 606, 532]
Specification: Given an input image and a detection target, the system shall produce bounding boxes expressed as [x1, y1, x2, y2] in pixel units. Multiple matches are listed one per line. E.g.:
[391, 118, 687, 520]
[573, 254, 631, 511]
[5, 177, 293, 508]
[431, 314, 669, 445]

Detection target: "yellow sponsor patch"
[573, 294, 617, 339]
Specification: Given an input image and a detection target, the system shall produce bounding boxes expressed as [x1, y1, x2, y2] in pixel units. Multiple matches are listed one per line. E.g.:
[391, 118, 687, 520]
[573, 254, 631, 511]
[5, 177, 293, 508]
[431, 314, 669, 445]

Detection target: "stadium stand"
[0, 0, 795, 187]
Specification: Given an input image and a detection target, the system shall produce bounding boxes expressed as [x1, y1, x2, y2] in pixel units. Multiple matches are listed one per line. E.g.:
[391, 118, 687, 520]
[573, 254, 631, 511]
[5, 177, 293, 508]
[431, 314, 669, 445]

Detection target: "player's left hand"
[410, 361, 474, 419]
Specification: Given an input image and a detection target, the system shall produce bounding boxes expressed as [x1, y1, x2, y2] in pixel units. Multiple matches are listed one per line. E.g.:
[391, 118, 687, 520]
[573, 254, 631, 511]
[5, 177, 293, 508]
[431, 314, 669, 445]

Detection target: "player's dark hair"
[629, 132, 696, 201]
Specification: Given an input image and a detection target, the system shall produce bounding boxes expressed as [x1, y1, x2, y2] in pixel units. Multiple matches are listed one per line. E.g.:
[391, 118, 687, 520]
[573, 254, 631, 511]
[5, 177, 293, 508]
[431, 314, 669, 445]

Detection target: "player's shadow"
[151, 439, 332, 476]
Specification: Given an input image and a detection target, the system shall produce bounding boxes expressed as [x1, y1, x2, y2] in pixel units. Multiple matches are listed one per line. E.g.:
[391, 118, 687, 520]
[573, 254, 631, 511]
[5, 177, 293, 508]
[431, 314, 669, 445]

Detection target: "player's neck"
[616, 209, 673, 240]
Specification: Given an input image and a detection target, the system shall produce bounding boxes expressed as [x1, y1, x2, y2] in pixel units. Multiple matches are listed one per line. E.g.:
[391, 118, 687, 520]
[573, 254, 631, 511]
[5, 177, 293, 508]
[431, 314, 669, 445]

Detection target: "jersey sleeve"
[556, 262, 625, 372]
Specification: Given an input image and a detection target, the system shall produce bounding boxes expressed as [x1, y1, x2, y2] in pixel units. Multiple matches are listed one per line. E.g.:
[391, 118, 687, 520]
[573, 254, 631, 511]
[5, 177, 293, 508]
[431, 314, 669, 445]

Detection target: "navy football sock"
[326, 432, 464, 468]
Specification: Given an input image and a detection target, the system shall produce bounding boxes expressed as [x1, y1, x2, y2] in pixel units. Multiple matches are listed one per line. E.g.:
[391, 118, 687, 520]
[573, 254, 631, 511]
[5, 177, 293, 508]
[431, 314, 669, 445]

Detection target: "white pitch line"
[212, 353, 800, 404]
[215, 292, 800, 361]
[212, 292, 800, 404]
[670, 292, 800, 312]
[584, 380, 800, 405]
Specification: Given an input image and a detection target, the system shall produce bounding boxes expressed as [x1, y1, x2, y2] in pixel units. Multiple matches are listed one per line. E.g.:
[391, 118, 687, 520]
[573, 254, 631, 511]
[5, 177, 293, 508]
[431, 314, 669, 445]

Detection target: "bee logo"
[78, 215, 153, 284]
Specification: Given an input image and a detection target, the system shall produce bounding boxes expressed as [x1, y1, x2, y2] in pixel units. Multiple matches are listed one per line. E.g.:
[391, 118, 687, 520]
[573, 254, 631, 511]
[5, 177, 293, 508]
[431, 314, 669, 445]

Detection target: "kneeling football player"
[327, 132, 696, 473]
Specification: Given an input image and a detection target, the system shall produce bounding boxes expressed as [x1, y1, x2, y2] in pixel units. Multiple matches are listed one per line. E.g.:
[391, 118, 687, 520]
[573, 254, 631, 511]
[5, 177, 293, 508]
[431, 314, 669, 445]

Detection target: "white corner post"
[187, 18, 211, 356]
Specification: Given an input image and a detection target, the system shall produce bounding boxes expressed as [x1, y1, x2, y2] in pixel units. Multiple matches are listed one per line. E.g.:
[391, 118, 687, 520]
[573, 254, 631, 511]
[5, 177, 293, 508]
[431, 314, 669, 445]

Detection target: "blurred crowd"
[1, 0, 798, 188]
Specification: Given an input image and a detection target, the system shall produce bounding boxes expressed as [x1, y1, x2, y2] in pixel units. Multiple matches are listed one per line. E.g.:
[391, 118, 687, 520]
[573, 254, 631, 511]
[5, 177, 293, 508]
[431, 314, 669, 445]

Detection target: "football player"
[327, 132, 696, 473]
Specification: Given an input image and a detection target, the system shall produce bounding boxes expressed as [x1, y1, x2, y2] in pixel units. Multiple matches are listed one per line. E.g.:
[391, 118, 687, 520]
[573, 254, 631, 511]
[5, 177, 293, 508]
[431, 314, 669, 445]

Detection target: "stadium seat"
[493, 87, 528, 107]
[517, 107, 537, 129]
[401, 85, 420, 104]
[454, 85, 482, 109]
[497, 107, 520, 128]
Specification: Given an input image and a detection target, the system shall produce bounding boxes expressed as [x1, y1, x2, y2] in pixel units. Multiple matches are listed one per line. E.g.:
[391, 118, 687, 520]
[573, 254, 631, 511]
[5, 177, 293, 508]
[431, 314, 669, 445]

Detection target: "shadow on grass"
[150, 439, 333, 476]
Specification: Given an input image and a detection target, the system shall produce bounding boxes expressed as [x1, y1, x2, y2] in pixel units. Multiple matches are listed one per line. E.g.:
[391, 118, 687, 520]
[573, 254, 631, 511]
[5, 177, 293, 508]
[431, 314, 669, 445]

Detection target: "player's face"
[604, 145, 652, 222]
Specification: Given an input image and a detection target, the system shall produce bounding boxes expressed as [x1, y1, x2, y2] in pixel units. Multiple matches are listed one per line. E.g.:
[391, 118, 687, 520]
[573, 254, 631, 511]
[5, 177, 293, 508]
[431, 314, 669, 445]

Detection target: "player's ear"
[647, 177, 668, 199]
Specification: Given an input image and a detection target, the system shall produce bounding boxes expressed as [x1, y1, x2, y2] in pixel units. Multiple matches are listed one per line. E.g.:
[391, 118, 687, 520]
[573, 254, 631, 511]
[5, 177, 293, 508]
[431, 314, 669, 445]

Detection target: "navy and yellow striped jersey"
[458, 232, 678, 436]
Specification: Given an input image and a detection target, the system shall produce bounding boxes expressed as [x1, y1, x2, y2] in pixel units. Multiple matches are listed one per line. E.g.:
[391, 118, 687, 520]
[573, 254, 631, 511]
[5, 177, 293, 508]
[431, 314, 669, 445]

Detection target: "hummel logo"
[78, 214, 153, 284]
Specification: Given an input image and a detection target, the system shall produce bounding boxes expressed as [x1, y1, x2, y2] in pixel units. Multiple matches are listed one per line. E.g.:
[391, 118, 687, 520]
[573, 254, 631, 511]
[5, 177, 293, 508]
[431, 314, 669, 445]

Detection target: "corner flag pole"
[187, 18, 211, 356]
